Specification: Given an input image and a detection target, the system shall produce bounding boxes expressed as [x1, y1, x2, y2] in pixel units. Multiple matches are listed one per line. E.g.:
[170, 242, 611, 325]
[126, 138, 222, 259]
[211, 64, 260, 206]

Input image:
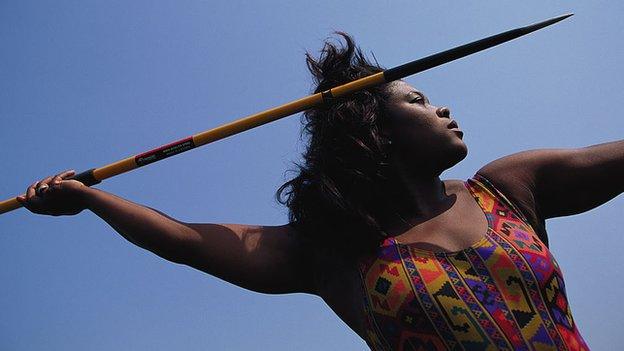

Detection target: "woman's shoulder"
[440, 174, 549, 246]
[469, 170, 549, 245]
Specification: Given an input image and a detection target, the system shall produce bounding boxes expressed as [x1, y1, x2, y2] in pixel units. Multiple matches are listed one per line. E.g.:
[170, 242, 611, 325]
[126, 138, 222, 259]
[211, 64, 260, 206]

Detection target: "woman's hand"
[16, 170, 90, 216]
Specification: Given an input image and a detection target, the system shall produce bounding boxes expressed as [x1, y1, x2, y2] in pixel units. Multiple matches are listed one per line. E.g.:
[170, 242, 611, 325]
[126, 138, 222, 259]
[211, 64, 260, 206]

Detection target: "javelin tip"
[551, 13, 574, 22]
[526, 13, 574, 32]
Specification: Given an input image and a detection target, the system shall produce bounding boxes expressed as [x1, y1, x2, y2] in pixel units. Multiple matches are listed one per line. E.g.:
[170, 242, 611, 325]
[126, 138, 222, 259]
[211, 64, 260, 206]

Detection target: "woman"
[18, 33, 622, 350]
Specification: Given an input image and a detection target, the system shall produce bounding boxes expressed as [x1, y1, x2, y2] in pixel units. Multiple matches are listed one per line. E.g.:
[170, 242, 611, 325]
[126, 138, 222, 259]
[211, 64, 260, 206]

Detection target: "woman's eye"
[410, 96, 424, 104]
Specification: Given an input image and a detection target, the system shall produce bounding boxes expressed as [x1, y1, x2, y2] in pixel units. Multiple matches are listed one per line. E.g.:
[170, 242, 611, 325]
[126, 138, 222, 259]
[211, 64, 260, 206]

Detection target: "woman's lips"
[447, 120, 463, 138]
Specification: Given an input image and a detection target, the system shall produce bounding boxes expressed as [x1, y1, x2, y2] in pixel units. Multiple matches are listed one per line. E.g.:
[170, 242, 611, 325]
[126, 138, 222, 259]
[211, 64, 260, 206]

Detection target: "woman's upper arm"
[177, 222, 317, 295]
[477, 141, 624, 243]
[480, 142, 623, 215]
[476, 150, 554, 244]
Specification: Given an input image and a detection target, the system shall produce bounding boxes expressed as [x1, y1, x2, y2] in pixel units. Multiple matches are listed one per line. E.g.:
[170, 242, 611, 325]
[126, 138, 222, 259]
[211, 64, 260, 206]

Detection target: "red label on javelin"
[135, 137, 196, 167]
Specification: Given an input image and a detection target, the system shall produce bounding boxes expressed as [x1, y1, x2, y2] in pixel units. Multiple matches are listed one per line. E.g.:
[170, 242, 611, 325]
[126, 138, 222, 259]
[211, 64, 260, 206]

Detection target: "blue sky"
[1, 1, 622, 350]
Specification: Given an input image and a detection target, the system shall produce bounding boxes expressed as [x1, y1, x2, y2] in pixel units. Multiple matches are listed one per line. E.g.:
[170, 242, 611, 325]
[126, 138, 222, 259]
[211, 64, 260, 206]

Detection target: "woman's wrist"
[76, 185, 100, 210]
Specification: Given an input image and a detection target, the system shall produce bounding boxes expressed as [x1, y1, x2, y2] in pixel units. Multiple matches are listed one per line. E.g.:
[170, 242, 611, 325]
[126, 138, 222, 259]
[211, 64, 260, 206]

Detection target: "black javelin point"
[383, 13, 574, 82]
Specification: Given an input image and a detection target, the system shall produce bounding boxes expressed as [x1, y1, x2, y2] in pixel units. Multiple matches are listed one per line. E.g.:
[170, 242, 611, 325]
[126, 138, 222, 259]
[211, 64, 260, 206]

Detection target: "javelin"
[0, 13, 572, 215]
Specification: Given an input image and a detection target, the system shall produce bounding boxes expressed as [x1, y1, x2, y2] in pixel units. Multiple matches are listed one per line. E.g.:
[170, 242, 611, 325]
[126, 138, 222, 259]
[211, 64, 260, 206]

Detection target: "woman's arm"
[180, 221, 315, 294]
[18, 171, 316, 295]
[477, 140, 624, 240]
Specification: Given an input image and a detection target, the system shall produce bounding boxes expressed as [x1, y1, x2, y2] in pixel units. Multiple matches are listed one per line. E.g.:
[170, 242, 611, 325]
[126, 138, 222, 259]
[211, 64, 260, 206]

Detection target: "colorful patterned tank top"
[358, 175, 588, 350]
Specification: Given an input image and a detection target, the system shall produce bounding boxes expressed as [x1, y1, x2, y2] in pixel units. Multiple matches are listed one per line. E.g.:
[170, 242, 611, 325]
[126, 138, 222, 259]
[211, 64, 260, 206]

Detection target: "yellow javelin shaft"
[0, 13, 572, 215]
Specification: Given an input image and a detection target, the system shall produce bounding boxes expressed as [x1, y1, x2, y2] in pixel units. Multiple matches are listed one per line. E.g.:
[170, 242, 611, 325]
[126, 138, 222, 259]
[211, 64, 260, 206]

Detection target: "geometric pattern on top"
[358, 175, 589, 350]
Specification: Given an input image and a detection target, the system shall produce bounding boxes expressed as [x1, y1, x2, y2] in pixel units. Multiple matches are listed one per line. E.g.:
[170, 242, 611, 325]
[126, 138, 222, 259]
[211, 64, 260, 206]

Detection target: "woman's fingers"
[22, 170, 74, 204]
[36, 184, 49, 196]
[18, 170, 86, 216]
[49, 170, 76, 188]
[50, 176, 63, 187]
[21, 181, 42, 212]
[57, 170, 76, 179]
[26, 182, 38, 200]
[34, 176, 55, 196]
[22, 170, 77, 197]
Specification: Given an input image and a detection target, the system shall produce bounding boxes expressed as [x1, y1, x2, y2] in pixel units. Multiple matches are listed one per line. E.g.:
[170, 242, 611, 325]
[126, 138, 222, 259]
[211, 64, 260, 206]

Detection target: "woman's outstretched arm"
[17, 172, 316, 295]
[477, 139, 624, 242]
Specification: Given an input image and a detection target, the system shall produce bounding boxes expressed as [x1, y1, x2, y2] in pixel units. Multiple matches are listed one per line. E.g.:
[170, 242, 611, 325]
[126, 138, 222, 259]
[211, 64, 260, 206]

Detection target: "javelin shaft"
[0, 13, 572, 215]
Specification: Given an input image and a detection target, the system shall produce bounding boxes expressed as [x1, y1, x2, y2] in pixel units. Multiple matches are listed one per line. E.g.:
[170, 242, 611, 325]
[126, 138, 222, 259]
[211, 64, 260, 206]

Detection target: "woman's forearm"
[81, 187, 191, 263]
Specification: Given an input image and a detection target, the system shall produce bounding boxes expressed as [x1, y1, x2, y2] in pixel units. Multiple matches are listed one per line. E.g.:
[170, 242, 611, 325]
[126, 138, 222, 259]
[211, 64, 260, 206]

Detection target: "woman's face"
[382, 80, 467, 173]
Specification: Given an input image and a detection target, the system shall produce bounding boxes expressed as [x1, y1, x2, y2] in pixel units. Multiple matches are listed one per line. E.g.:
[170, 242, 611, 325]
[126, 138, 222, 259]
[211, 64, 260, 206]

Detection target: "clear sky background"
[1, 1, 622, 350]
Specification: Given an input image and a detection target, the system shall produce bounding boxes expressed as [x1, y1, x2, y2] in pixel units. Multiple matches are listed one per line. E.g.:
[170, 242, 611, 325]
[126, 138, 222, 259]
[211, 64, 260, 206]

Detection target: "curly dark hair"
[277, 32, 400, 258]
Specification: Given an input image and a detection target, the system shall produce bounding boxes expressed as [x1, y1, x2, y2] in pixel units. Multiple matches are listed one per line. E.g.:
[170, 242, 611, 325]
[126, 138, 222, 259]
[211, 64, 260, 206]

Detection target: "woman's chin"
[445, 144, 468, 169]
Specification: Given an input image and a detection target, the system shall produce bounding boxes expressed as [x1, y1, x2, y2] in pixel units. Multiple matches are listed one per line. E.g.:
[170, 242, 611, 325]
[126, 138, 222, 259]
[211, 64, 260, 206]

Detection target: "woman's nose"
[436, 106, 451, 118]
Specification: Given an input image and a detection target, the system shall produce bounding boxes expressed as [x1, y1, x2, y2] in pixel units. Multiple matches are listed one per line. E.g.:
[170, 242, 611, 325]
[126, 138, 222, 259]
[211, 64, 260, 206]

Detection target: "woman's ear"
[377, 118, 392, 139]
[377, 126, 393, 146]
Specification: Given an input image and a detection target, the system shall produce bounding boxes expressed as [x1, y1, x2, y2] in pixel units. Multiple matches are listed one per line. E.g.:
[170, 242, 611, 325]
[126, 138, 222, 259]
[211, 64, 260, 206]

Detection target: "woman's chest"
[392, 180, 490, 253]
[355, 215, 571, 350]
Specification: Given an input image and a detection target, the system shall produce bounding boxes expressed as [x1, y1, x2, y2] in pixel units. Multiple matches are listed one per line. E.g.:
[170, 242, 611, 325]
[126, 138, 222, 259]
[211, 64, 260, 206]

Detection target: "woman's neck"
[379, 160, 457, 235]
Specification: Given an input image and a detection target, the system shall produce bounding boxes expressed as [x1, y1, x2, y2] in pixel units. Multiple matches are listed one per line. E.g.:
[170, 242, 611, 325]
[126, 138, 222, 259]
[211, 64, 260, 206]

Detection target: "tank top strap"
[466, 173, 531, 225]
